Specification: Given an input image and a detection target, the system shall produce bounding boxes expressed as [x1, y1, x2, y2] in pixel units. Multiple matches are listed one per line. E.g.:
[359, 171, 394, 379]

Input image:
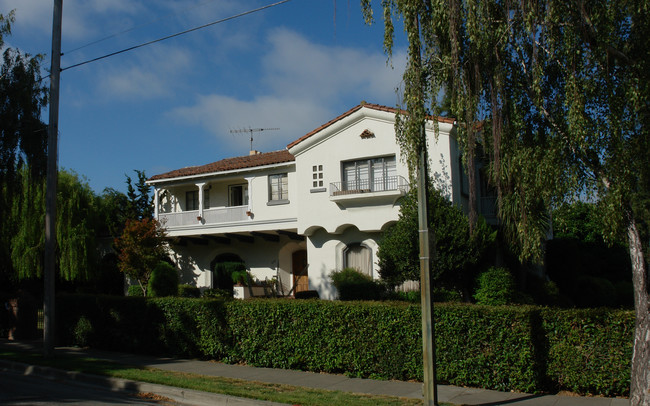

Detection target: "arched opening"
[210, 253, 245, 290]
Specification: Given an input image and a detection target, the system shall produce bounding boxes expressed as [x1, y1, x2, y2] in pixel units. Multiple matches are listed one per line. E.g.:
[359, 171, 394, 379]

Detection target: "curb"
[0, 359, 286, 406]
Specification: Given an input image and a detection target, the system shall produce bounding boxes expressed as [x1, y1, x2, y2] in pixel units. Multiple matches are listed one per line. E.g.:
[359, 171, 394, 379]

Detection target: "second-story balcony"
[159, 205, 248, 228]
[329, 175, 409, 205]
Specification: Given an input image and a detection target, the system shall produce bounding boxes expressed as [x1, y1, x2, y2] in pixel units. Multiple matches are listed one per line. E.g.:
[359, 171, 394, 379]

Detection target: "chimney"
[249, 150, 260, 156]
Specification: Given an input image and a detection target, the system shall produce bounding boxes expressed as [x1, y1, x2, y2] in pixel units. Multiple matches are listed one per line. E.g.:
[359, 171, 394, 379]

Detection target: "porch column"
[197, 182, 206, 220]
[245, 176, 253, 220]
[153, 188, 159, 219]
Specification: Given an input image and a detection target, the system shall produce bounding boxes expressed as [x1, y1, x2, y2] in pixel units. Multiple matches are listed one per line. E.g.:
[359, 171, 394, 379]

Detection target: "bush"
[330, 268, 385, 300]
[55, 294, 634, 397]
[202, 288, 233, 300]
[178, 284, 201, 298]
[474, 267, 516, 305]
[213, 261, 246, 289]
[148, 262, 179, 297]
[127, 284, 143, 297]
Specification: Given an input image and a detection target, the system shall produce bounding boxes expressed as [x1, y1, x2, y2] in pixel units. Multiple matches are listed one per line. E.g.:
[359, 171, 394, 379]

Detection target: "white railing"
[330, 175, 409, 196]
[158, 206, 248, 228]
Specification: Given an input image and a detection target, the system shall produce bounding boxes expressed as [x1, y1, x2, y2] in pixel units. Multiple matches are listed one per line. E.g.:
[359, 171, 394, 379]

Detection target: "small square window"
[312, 164, 324, 188]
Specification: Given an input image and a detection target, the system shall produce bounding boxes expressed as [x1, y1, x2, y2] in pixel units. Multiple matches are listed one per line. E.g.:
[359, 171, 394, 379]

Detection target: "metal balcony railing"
[330, 175, 409, 197]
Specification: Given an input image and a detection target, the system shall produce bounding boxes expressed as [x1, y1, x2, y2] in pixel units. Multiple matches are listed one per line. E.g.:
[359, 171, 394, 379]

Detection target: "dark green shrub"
[202, 288, 233, 300]
[55, 294, 633, 397]
[148, 262, 179, 297]
[213, 261, 246, 289]
[474, 267, 516, 305]
[178, 284, 200, 298]
[330, 268, 385, 300]
[378, 189, 496, 291]
[127, 284, 143, 297]
[73, 316, 93, 347]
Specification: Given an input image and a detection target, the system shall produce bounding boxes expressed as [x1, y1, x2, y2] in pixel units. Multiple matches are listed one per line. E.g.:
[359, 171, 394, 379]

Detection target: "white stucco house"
[147, 103, 495, 299]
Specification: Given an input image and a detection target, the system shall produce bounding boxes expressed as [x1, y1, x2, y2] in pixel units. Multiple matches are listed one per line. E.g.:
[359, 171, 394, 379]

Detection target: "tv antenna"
[230, 127, 280, 153]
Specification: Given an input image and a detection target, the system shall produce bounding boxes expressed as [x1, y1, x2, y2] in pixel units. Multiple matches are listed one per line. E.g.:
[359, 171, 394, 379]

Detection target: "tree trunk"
[628, 218, 650, 406]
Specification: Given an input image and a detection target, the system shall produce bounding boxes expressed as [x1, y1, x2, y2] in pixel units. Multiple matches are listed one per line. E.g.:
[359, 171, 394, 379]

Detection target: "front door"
[292, 250, 308, 293]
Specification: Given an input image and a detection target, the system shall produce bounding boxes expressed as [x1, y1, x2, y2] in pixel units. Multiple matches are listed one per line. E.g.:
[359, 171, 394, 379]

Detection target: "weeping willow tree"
[11, 169, 99, 282]
[361, 0, 649, 403]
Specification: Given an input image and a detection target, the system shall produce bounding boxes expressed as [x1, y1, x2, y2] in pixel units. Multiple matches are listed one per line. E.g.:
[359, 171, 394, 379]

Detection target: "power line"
[63, 0, 223, 56]
[60, 0, 291, 73]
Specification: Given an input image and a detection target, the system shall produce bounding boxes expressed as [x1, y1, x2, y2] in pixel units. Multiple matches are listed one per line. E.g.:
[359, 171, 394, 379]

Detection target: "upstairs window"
[186, 191, 198, 211]
[342, 155, 396, 192]
[269, 173, 289, 202]
[228, 184, 248, 207]
[186, 189, 210, 210]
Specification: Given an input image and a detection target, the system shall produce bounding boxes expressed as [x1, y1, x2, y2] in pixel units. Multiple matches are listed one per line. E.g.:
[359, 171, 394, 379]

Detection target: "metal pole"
[44, 0, 62, 356]
[418, 125, 438, 405]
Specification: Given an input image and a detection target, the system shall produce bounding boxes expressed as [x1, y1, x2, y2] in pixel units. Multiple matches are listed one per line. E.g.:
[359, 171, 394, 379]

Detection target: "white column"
[197, 182, 206, 220]
[154, 188, 160, 218]
[245, 177, 253, 219]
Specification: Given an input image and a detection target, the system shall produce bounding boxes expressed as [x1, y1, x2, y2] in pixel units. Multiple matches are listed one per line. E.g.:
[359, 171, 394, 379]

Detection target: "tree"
[0, 11, 49, 285]
[362, 0, 649, 403]
[113, 218, 167, 296]
[10, 169, 99, 281]
[378, 189, 494, 296]
[125, 170, 153, 221]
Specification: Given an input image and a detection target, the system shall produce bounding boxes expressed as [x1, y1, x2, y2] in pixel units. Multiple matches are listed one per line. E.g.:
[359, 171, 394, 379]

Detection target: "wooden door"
[292, 250, 308, 293]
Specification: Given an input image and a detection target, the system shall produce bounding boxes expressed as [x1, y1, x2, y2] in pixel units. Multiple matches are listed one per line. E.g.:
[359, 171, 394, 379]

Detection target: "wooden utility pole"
[418, 124, 438, 405]
[44, 0, 62, 356]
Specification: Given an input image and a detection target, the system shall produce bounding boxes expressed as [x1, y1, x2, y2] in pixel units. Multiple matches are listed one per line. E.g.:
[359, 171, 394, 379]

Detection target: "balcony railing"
[330, 175, 409, 197]
[158, 205, 248, 228]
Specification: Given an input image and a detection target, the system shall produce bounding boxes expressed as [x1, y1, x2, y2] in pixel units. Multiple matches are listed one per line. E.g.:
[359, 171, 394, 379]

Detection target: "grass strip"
[0, 349, 444, 406]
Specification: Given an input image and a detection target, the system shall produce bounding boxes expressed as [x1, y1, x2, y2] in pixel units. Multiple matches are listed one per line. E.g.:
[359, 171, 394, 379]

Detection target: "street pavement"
[0, 340, 630, 406]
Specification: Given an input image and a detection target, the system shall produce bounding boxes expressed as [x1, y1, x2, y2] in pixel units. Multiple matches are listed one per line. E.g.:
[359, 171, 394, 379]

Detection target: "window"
[186, 191, 198, 211]
[269, 173, 288, 201]
[342, 155, 396, 192]
[228, 184, 248, 207]
[312, 165, 324, 188]
[344, 243, 372, 276]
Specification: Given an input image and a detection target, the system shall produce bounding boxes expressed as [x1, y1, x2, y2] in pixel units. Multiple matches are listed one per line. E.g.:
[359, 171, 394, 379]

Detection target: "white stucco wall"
[305, 227, 382, 300]
[168, 235, 305, 293]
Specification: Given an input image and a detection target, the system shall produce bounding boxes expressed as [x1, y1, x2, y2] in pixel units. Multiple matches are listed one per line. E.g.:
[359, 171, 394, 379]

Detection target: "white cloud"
[171, 94, 330, 152]
[95, 44, 193, 101]
[170, 28, 406, 151]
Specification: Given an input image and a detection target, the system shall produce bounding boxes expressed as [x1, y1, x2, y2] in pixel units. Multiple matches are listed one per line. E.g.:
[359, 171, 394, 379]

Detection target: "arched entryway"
[210, 253, 244, 290]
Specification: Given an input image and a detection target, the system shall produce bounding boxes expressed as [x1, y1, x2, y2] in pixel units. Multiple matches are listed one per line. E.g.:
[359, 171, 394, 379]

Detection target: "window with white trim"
[268, 173, 289, 201]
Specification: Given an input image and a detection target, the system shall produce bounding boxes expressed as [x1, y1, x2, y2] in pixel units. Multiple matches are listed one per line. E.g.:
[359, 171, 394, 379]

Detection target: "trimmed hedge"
[55, 294, 633, 396]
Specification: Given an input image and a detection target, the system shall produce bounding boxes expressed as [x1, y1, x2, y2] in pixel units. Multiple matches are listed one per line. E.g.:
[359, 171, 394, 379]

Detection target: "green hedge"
[55, 294, 633, 396]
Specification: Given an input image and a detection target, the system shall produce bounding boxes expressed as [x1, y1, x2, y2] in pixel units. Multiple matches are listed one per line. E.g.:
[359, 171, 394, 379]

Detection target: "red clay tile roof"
[286, 102, 456, 150]
[149, 149, 294, 181]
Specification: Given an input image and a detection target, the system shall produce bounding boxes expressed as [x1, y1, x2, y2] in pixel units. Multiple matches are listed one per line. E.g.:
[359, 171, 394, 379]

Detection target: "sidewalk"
[0, 340, 629, 406]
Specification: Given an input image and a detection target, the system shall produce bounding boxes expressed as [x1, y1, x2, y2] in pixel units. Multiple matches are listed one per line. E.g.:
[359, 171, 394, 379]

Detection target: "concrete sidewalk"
[0, 340, 630, 406]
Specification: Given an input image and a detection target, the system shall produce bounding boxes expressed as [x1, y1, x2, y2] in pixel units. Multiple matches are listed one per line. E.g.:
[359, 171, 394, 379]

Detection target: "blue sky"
[1, 0, 407, 193]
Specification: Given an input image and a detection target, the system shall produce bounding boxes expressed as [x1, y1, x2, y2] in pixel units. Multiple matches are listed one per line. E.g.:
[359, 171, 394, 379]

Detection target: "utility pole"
[230, 127, 279, 153]
[44, 0, 62, 357]
[413, 13, 438, 406]
[418, 124, 438, 405]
